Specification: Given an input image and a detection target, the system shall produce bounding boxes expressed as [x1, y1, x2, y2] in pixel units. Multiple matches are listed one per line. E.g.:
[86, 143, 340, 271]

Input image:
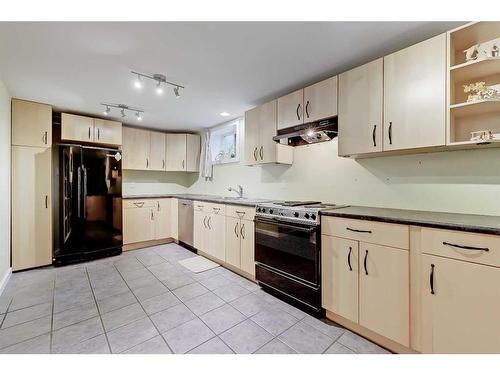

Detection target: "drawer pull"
[346, 227, 372, 234]
[347, 246, 352, 271]
[442, 241, 489, 252]
[363, 250, 368, 275]
[430, 264, 435, 295]
[133, 202, 145, 208]
[213, 207, 220, 214]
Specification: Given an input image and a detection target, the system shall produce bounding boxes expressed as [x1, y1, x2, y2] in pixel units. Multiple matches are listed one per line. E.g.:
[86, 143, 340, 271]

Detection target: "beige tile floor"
[0, 243, 389, 354]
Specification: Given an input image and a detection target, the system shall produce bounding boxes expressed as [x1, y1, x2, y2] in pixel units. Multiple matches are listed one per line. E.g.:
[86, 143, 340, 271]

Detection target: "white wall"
[0, 79, 11, 290]
[122, 170, 195, 196]
[185, 140, 500, 216]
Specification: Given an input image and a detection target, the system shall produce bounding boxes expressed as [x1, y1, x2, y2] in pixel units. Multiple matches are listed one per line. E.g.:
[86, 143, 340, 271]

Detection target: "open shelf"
[449, 22, 500, 66]
[450, 57, 500, 82]
[450, 100, 500, 117]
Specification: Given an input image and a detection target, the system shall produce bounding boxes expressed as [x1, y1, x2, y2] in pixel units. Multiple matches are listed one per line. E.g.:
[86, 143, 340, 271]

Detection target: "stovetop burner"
[256, 201, 349, 225]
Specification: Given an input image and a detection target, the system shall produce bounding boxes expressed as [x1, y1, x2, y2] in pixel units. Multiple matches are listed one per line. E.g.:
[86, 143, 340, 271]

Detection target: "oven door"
[254, 217, 320, 286]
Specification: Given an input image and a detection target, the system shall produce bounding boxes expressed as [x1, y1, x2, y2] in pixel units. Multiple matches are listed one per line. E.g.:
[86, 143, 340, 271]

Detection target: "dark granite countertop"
[320, 206, 500, 235]
[122, 193, 272, 207]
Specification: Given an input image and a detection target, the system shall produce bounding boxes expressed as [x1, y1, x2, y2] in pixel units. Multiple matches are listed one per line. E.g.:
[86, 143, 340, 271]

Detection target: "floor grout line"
[49, 279, 55, 354]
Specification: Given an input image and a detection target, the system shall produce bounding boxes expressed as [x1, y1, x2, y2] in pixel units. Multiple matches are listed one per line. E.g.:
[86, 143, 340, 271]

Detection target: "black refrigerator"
[53, 145, 123, 266]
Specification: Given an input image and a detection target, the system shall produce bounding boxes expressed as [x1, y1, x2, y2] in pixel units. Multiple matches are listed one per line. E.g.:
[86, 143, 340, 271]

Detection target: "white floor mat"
[178, 255, 220, 273]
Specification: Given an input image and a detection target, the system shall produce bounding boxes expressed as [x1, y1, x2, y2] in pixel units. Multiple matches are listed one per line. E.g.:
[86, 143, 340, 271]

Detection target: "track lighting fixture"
[131, 71, 184, 98]
[100, 103, 144, 121]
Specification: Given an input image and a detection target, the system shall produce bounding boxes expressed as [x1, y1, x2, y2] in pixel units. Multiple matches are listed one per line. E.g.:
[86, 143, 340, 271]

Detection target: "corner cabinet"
[166, 133, 201, 172]
[12, 99, 52, 148]
[383, 33, 447, 151]
[338, 58, 384, 156]
[244, 100, 293, 165]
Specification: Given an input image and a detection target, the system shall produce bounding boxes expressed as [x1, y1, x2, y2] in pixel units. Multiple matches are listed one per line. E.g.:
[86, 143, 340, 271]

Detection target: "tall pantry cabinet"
[11, 99, 53, 271]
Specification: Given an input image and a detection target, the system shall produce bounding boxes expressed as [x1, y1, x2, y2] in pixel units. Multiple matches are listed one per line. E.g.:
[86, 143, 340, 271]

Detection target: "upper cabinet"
[277, 77, 338, 130]
[61, 113, 122, 146]
[338, 58, 384, 156]
[12, 99, 52, 148]
[383, 33, 447, 151]
[244, 100, 293, 165]
[122, 127, 200, 173]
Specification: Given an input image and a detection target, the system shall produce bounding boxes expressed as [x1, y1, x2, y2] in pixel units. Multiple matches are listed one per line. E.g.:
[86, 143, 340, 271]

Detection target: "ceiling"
[0, 22, 464, 131]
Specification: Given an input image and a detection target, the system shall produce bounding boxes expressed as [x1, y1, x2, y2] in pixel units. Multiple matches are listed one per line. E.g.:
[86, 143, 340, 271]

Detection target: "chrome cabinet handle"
[372, 125, 377, 147]
[259, 146, 263, 160]
[182, 160, 185, 169]
[162, 160, 165, 169]
[346, 227, 372, 234]
[388, 122, 393, 145]
[347, 246, 352, 271]
[157, 201, 160, 211]
[133, 202, 144, 208]
[240, 223, 245, 239]
[363, 250, 368, 275]
[203, 215, 207, 228]
[45, 195, 48, 208]
[151, 209, 154, 220]
[296, 103, 301, 120]
[442, 241, 489, 252]
[97, 128, 100, 140]
[207, 216, 212, 230]
[253, 147, 258, 161]
[213, 207, 220, 214]
[305, 100, 310, 118]
[42, 131, 48, 145]
[146, 158, 149, 168]
[88, 127, 91, 139]
[430, 264, 435, 295]
[234, 222, 239, 238]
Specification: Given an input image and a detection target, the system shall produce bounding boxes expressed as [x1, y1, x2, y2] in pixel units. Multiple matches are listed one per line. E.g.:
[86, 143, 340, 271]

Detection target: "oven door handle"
[255, 218, 317, 233]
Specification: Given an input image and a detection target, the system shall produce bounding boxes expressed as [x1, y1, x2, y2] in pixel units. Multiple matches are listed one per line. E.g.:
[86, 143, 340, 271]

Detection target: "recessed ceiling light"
[220, 112, 230, 117]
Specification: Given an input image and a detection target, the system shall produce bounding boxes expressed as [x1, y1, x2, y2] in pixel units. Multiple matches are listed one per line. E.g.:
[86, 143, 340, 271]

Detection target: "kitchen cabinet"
[170, 198, 179, 240]
[321, 235, 359, 323]
[186, 134, 201, 172]
[244, 100, 293, 165]
[208, 212, 226, 262]
[11, 146, 52, 271]
[166, 133, 187, 171]
[338, 58, 384, 156]
[421, 254, 500, 353]
[122, 127, 150, 170]
[303, 76, 338, 123]
[194, 202, 225, 261]
[194, 207, 207, 252]
[225, 209, 255, 277]
[149, 131, 166, 171]
[12, 99, 52, 148]
[154, 198, 171, 239]
[383, 33, 446, 151]
[277, 89, 303, 130]
[93, 118, 122, 146]
[123, 198, 171, 244]
[359, 242, 410, 346]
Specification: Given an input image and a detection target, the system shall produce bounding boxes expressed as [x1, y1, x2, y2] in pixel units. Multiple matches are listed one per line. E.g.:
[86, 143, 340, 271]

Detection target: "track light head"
[174, 86, 180, 98]
[156, 81, 164, 95]
[120, 109, 126, 118]
[103, 106, 111, 116]
[134, 74, 142, 89]
[136, 112, 142, 121]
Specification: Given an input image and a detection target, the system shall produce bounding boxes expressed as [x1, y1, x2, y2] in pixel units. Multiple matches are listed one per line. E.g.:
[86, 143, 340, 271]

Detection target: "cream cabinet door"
[259, 100, 279, 164]
[12, 99, 52, 148]
[170, 198, 179, 240]
[194, 210, 207, 253]
[61, 113, 95, 143]
[383, 33, 446, 151]
[225, 216, 241, 268]
[208, 213, 226, 262]
[303, 76, 338, 123]
[244, 106, 261, 165]
[154, 199, 171, 239]
[94, 119, 122, 146]
[359, 242, 409, 346]
[149, 131, 166, 171]
[277, 89, 303, 130]
[421, 255, 500, 353]
[321, 236, 359, 323]
[122, 127, 150, 170]
[12, 146, 52, 271]
[123, 206, 155, 244]
[338, 58, 383, 156]
[186, 134, 201, 172]
[166, 134, 187, 171]
[240, 219, 255, 277]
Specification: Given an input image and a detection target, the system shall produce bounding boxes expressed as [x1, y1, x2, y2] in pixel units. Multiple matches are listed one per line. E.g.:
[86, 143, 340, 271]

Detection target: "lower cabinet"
[358, 242, 409, 347]
[193, 202, 226, 262]
[225, 216, 255, 277]
[123, 198, 171, 245]
[421, 254, 500, 354]
[11, 146, 52, 271]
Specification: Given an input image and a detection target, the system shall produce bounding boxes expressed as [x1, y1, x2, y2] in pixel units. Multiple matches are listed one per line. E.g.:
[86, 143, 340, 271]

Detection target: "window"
[210, 118, 241, 164]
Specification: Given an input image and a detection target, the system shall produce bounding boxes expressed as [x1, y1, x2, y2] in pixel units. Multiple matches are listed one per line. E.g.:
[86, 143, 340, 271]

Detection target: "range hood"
[272, 117, 338, 147]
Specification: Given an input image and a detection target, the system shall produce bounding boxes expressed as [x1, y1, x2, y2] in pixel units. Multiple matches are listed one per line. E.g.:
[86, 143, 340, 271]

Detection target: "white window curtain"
[200, 131, 213, 179]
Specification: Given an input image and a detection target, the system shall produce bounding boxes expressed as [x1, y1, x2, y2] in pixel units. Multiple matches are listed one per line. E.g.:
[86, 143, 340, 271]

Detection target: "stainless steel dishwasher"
[178, 199, 195, 250]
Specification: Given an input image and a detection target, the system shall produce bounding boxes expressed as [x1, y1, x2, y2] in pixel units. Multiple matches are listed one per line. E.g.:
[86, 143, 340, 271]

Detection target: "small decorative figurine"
[471, 130, 494, 142]
[463, 81, 500, 102]
[464, 44, 480, 61]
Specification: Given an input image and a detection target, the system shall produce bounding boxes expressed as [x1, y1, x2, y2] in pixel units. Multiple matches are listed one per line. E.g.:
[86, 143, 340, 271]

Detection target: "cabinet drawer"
[225, 205, 255, 220]
[205, 202, 226, 215]
[123, 199, 156, 209]
[322, 217, 409, 250]
[421, 228, 500, 268]
[193, 201, 206, 211]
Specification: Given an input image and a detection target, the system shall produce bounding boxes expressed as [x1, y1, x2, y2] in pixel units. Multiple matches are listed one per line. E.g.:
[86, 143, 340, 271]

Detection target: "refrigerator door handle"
[77, 167, 82, 218]
[83, 167, 88, 219]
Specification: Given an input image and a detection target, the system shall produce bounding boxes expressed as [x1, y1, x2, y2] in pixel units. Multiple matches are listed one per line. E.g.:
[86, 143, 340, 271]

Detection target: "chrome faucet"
[228, 185, 243, 198]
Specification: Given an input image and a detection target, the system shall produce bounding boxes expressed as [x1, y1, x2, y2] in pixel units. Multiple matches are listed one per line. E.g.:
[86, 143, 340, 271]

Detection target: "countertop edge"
[122, 195, 260, 207]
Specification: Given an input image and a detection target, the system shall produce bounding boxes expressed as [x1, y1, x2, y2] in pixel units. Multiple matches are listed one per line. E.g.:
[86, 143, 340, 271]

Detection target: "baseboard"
[123, 238, 174, 252]
[0, 268, 12, 296]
